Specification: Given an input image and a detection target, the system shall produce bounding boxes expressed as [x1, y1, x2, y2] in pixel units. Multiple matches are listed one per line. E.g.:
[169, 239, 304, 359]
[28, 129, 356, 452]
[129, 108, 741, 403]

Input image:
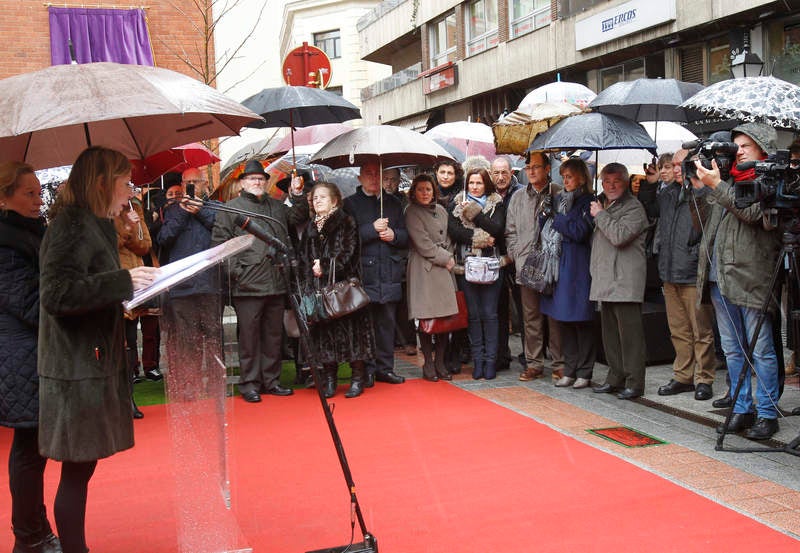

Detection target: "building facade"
[356, 0, 800, 131]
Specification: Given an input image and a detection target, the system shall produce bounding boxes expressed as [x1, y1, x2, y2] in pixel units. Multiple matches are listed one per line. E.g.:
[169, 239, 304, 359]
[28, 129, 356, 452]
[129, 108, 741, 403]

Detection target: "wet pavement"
[390, 336, 800, 540]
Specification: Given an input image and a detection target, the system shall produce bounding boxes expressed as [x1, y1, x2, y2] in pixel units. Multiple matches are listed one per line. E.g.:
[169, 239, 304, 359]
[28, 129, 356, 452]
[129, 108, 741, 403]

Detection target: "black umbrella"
[241, 86, 361, 129]
[588, 78, 704, 123]
[528, 112, 657, 154]
[240, 85, 361, 172]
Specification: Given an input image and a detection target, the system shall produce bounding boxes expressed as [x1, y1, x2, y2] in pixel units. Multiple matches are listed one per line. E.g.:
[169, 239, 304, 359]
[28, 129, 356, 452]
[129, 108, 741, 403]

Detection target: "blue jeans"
[709, 284, 779, 419]
[461, 276, 503, 378]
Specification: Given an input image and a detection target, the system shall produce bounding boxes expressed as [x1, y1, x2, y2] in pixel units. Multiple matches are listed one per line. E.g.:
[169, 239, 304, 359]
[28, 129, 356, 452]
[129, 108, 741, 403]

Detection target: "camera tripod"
[716, 224, 800, 456]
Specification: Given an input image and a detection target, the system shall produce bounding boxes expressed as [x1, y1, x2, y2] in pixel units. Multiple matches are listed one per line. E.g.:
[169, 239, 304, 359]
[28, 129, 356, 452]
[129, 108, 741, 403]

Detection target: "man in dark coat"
[211, 159, 308, 403]
[344, 160, 409, 385]
[157, 177, 224, 398]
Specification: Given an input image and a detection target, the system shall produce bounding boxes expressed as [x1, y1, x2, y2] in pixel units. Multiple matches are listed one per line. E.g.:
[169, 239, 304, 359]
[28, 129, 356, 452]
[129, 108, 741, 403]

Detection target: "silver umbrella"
[680, 76, 800, 130]
[0, 62, 261, 169]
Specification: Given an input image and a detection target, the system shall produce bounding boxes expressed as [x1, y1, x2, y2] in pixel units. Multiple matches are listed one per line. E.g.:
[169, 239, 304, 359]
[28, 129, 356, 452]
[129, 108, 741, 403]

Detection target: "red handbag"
[418, 291, 468, 334]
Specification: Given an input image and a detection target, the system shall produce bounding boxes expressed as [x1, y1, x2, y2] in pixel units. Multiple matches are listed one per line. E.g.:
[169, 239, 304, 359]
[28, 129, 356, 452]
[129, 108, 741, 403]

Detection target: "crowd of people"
[1, 119, 798, 552]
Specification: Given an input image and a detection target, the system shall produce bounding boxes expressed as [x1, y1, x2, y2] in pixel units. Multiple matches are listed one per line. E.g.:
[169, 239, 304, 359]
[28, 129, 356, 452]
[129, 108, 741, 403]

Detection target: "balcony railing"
[357, 0, 407, 31]
[361, 62, 423, 101]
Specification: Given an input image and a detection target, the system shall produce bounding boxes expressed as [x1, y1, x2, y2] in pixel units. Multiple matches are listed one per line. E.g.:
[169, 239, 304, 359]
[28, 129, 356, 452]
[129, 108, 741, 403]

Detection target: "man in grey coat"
[590, 163, 649, 399]
[505, 151, 564, 381]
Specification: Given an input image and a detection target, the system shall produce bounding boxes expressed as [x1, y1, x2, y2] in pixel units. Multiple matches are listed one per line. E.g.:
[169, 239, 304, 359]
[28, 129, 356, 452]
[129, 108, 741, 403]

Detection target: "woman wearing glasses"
[38, 146, 159, 553]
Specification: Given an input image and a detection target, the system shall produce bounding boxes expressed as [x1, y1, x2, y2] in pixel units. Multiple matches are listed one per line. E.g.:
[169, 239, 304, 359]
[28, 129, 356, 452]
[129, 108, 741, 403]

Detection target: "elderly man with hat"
[211, 159, 308, 403]
[691, 122, 782, 440]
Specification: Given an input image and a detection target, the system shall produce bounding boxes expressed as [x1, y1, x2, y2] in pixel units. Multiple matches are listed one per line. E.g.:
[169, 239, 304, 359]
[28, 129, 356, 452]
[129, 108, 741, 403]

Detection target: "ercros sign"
[575, 0, 676, 50]
[601, 9, 637, 33]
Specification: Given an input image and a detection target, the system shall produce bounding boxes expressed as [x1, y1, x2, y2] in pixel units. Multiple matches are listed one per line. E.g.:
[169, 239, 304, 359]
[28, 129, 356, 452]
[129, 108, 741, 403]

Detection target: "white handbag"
[464, 255, 500, 284]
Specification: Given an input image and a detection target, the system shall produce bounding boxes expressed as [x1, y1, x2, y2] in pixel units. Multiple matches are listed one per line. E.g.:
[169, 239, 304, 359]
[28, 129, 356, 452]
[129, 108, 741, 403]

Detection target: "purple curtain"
[49, 7, 154, 66]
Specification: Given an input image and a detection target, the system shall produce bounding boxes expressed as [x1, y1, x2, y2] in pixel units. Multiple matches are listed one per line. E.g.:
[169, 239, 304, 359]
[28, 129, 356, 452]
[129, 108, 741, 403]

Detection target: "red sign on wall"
[421, 62, 457, 94]
[282, 42, 332, 88]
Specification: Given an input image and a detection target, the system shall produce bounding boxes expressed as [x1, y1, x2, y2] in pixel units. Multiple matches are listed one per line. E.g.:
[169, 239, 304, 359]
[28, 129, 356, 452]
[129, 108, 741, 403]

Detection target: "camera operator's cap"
[731, 122, 777, 155]
[238, 159, 269, 180]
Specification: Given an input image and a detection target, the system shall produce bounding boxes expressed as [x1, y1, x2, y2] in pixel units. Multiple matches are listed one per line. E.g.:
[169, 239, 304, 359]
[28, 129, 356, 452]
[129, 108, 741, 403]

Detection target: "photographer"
[691, 123, 782, 440]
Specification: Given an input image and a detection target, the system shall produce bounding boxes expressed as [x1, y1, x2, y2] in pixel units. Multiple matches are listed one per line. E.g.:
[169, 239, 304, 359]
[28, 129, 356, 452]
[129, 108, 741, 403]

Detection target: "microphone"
[681, 140, 701, 150]
[234, 214, 290, 254]
[736, 160, 758, 172]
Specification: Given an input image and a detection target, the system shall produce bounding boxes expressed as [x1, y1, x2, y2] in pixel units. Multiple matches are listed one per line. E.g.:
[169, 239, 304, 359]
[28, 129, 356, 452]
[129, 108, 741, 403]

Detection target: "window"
[430, 12, 457, 67]
[466, 0, 498, 57]
[508, 0, 551, 39]
[599, 58, 645, 89]
[707, 37, 731, 85]
[314, 30, 341, 59]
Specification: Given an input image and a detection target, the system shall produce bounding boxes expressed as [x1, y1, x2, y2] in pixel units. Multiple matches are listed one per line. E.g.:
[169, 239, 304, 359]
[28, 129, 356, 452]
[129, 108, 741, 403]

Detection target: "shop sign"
[421, 62, 457, 94]
[575, 0, 676, 51]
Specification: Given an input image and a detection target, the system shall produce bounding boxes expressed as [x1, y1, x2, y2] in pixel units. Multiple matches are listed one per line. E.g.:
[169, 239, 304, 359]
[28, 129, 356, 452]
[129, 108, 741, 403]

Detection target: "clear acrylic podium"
[126, 236, 254, 553]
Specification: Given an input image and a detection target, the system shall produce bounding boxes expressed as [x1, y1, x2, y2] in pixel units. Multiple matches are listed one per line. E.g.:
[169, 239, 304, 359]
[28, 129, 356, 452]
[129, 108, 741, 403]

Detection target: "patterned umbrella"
[681, 76, 800, 130]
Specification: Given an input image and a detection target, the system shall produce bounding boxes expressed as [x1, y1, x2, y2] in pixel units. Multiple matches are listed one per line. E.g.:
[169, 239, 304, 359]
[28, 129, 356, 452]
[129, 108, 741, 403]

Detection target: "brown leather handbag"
[321, 260, 370, 319]
[418, 291, 468, 334]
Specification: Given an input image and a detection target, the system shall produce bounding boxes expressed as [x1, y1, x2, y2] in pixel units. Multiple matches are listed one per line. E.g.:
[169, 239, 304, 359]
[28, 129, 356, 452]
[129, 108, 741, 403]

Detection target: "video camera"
[733, 150, 800, 210]
[681, 138, 739, 182]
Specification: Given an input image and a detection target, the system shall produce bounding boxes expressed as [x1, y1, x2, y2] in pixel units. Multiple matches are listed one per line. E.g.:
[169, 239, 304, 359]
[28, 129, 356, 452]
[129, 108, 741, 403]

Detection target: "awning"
[389, 112, 430, 132]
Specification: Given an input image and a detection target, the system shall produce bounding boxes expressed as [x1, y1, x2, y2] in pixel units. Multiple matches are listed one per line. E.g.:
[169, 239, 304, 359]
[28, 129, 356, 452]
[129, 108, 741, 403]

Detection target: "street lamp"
[730, 51, 764, 78]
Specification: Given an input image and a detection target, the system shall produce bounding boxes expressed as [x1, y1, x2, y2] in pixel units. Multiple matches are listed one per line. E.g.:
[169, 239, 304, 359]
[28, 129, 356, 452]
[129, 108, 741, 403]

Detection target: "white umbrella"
[518, 82, 596, 112]
[425, 121, 496, 161]
[597, 121, 697, 174]
[0, 62, 261, 169]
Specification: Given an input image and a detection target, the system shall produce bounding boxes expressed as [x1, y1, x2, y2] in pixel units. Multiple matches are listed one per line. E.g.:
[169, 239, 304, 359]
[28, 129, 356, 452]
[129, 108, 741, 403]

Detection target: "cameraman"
[691, 123, 782, 440]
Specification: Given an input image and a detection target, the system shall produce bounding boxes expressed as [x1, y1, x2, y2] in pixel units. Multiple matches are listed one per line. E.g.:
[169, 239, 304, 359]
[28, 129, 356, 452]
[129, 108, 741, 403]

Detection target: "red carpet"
[1, 380, 798, 552]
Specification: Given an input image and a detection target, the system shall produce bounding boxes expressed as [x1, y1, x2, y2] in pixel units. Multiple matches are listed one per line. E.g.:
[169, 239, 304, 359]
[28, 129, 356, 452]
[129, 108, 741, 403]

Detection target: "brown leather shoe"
[551, 368, 563, 381]
[519, 367, 544, 381]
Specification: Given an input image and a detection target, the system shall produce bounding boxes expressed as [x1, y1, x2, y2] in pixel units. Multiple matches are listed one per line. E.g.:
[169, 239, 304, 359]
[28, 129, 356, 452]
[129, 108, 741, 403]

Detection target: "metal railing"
[361, 62, 423, 100]
[357, 0, 407, 31]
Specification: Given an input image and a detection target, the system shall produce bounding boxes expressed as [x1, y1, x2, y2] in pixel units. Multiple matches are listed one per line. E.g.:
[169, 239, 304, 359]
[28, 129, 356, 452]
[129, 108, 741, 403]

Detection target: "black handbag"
[519, 246, 553, 295]
[321, 259, 370, 319]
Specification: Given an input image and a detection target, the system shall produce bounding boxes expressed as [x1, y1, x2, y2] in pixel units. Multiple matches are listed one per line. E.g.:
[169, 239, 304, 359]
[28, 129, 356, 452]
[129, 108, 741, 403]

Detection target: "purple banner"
[49, 7, 154, 66]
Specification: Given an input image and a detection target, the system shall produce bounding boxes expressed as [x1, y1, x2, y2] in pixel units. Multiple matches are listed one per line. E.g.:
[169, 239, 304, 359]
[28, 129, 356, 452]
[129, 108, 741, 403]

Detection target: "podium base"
[306, 542, 376, 553]
[306, 533, 377, 553]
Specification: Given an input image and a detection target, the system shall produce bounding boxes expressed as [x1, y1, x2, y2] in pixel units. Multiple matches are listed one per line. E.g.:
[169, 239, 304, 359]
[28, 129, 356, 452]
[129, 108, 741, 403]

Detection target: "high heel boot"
[323, 365, 337, 398]
[418, 333, 437, 381]
[345, 361, 365, 398]
[434, 334, 452, 380]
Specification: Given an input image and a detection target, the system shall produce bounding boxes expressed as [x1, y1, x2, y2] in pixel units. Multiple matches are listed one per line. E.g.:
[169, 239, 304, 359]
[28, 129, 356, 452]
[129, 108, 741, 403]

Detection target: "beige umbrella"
[0, 61, 261, 169]
[492, 102, 585, 155]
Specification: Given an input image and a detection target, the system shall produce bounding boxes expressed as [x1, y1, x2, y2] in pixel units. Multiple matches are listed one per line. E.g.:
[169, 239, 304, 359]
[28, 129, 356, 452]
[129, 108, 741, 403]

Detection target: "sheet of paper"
[123, 234, 254, 310]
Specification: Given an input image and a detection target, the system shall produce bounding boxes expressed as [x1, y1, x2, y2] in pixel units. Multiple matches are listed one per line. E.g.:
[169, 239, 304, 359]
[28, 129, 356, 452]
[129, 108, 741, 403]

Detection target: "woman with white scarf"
[448, 168, 506, 379]
[539, 158, 596, 389]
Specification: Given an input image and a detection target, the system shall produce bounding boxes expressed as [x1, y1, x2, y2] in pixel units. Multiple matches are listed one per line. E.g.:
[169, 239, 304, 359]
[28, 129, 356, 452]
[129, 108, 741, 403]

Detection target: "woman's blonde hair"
[0, 161, 35, 211]
[51, 146, 131, 218]
[559, 157, 592, 195]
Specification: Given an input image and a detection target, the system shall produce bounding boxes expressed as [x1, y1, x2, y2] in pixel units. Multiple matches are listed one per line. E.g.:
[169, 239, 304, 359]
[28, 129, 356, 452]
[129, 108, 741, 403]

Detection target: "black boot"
[323, 366, 337, 398]
[434, 334, 452, 380]
[345, 361, 365, 398]
[419, 332, 437, 381]
[712, 389, 732, 408]
[13, 533, 63, 553]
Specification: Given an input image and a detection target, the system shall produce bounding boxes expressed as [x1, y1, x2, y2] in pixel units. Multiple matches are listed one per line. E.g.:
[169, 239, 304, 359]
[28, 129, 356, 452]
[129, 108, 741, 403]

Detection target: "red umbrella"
[131, 142, 220, 185]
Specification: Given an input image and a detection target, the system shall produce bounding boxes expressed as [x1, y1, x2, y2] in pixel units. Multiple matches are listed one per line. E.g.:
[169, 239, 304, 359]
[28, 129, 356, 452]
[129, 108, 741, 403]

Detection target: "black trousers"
[559, 320, 597, 380]
[9, 427, 52, 544]
[366, 301, 397, 375]
[232, 294, 284, 393]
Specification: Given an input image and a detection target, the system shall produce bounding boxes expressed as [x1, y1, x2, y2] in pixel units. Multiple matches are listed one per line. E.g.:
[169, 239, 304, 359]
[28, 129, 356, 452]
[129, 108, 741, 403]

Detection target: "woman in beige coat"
[405, 174, 458, 381]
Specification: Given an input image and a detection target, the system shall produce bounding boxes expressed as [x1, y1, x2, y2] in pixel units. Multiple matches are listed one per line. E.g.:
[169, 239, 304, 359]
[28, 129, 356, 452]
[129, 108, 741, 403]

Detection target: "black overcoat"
[298, 208, 375, 365]
[38, 206, 135, 462]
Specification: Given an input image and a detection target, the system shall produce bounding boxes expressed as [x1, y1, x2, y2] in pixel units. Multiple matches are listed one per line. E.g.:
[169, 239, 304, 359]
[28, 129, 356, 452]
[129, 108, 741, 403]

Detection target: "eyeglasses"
[524, 165, 546, 171]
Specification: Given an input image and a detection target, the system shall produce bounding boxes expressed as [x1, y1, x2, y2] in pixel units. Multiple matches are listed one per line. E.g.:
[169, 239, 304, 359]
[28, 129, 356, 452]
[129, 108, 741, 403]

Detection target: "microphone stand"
[203, 201, 378, 552]
[184, 197, 289, 236]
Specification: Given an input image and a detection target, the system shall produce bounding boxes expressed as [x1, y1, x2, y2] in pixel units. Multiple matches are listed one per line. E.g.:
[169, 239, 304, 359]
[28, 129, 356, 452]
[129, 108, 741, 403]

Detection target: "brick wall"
[0, 0, 216, 82]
